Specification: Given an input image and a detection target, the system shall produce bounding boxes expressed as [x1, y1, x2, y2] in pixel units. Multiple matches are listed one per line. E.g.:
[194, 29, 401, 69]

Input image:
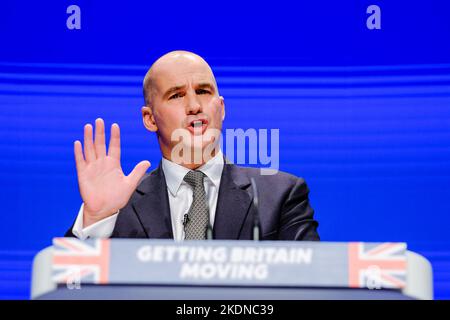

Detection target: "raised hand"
[74, 118, 151, 227]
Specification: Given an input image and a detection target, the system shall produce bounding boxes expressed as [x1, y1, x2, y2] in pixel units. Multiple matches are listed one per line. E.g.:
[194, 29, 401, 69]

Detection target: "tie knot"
[183, 170, 205, 189]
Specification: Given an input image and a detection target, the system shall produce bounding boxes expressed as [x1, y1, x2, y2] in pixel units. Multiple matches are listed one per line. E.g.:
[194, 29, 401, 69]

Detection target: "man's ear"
[219, 96, 225, 121]
[142, 105, 158, 132]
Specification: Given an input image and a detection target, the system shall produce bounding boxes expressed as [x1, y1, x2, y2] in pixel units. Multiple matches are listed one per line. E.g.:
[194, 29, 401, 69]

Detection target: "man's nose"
[185, 91, 202, 114]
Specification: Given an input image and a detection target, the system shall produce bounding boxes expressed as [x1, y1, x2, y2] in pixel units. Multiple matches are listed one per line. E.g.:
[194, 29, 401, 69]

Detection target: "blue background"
[0, 1, 449, 299]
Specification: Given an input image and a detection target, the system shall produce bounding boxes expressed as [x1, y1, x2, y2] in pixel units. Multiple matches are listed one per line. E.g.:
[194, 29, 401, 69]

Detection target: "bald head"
[143, 51, 218, 106]
[140, 50, 225, 167]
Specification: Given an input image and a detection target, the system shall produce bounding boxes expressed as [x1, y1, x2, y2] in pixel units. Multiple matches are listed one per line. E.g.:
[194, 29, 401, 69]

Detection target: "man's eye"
[196, 89, 210, 95]
[169, 93, 183, 100]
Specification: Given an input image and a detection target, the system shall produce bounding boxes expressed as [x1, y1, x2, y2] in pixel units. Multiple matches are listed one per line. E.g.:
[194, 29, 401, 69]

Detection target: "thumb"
[128, 160, 151, 187]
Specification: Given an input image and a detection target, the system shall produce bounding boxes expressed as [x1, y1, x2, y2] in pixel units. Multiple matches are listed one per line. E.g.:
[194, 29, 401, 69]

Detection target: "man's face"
[143, 53, 225, 165]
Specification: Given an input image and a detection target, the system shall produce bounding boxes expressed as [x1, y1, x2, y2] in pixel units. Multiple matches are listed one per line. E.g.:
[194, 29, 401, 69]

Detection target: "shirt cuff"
[71, 203, 118, 240]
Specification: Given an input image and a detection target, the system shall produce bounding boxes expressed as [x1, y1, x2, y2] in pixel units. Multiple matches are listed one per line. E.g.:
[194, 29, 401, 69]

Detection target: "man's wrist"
[82, 206, 120, 228]
[83, 207, 106, 228]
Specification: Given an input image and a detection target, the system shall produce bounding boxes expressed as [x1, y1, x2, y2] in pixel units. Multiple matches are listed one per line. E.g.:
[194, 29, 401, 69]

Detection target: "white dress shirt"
[72, 150, 224, 241]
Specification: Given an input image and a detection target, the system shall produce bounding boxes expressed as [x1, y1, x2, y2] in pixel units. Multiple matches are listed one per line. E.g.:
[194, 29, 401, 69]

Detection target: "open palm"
[74, 118, 150, 227]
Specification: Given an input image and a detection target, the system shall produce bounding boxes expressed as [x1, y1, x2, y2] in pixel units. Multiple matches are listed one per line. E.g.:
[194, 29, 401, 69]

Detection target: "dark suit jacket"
[66, 162, 319, 241]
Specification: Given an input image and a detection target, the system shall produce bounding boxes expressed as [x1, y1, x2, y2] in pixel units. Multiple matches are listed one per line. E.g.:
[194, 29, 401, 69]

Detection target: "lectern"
[31, 238, 433, 299]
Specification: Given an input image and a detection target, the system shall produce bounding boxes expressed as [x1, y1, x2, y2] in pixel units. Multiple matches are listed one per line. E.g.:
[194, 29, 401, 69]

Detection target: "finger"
[94, 118, 106, 158]
[127, 160, 151, 187]
[108, 123, 121, 160]
[74, 140, 86, 172]
[84, 123, 96, 163]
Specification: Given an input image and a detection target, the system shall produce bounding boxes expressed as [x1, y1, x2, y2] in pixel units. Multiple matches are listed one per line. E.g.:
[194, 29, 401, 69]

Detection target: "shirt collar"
[162, 150, 224, 196]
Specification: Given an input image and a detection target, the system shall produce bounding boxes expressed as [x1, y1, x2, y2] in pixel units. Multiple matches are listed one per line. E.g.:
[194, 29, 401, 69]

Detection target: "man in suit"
[66, 50, 319, 241]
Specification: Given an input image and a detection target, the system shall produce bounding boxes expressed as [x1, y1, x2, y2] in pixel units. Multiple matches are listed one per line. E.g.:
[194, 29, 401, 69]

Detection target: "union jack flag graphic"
[348, 242, 407, 289]
[52, 238, 110, 284]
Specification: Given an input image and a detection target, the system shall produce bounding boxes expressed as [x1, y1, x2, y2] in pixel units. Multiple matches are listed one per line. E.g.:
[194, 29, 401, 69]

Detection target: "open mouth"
[187, 119, 208, 135]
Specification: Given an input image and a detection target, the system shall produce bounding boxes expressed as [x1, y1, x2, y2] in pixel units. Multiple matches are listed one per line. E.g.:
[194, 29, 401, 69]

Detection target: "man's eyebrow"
[196, 83, 216, 92]
[163, 85, 186, 99]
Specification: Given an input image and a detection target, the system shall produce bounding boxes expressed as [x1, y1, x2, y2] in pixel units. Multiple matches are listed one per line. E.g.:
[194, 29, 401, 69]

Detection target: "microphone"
[183, 214, 190, 227]
[206, 223, 213, 240]
[250, 177, 262, 241]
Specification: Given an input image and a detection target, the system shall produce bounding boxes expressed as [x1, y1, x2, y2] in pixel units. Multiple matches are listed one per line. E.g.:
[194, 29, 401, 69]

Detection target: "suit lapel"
[130, 160, 252, 240]
[213, 163, 253, 239]
[132, 163, 174, 239]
